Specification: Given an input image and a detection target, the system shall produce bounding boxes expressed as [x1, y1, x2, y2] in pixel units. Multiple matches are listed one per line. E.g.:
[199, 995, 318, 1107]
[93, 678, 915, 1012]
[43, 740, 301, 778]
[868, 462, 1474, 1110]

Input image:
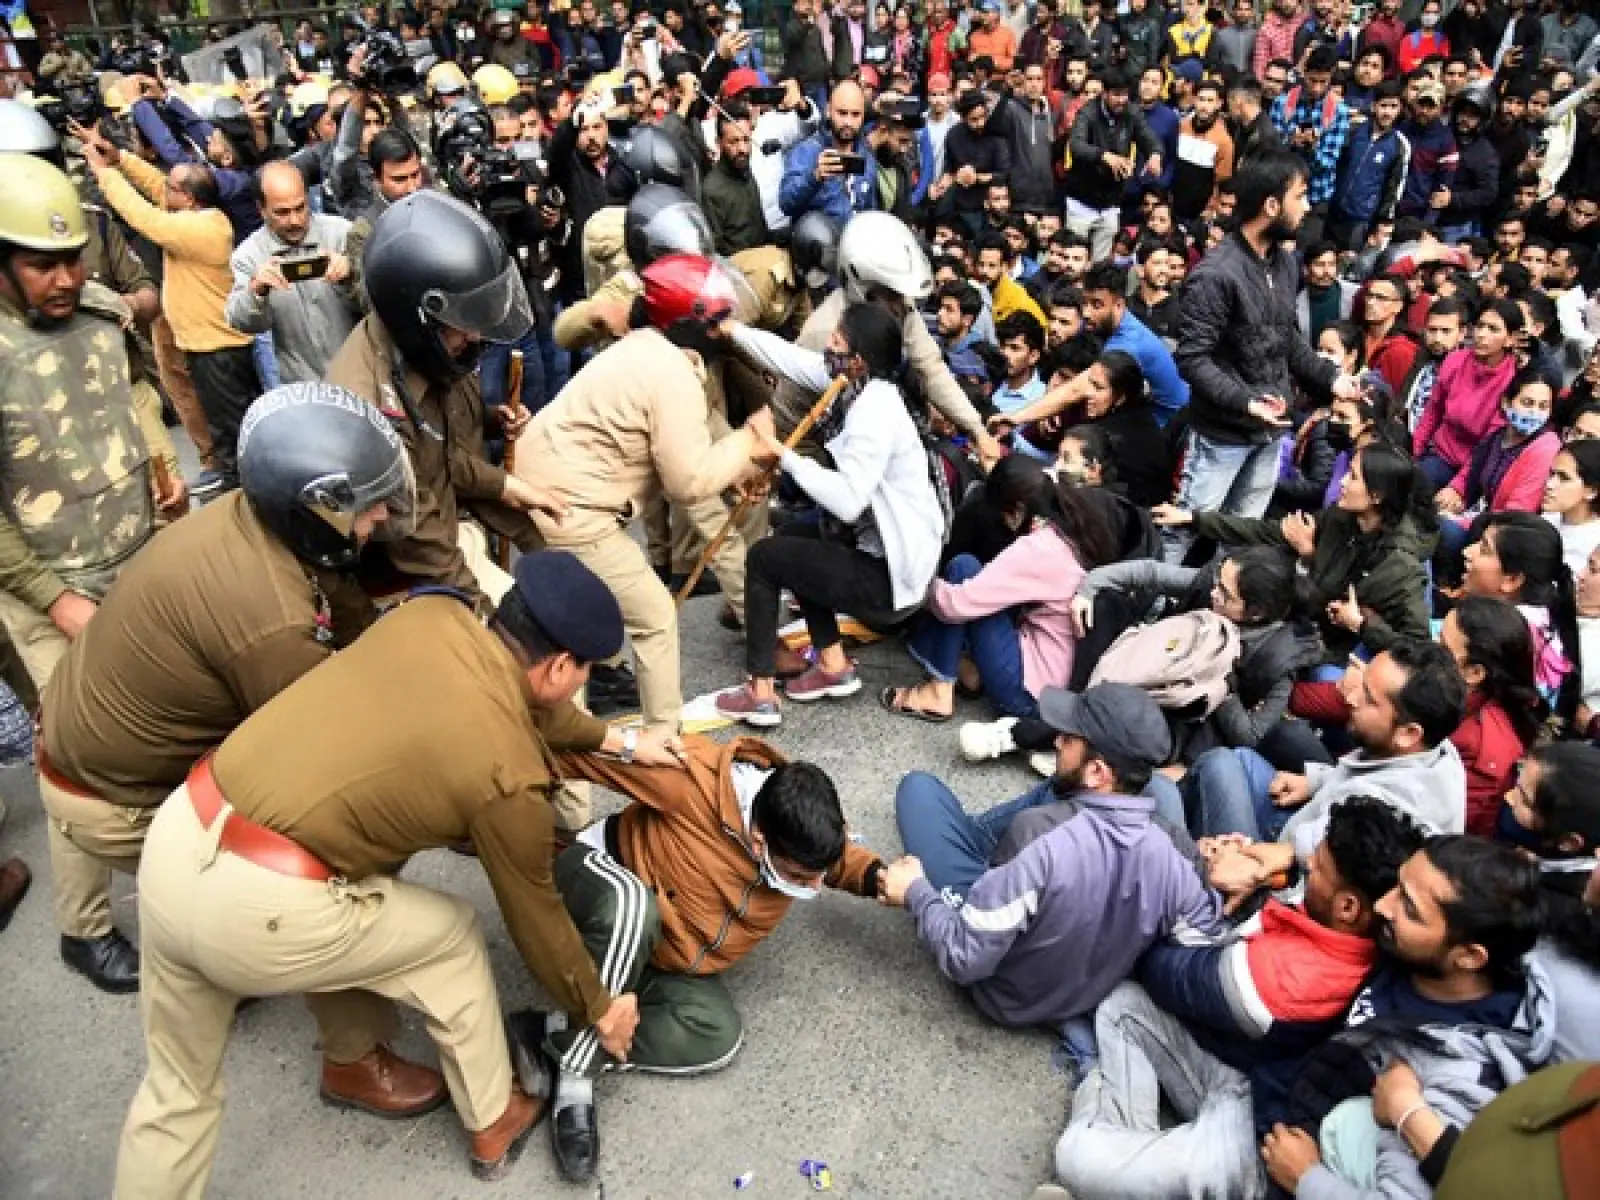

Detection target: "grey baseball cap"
[1037, 683, 1172, 771]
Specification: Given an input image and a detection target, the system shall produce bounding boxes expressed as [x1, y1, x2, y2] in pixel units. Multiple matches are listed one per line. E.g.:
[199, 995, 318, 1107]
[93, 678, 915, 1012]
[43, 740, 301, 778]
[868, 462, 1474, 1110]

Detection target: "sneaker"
[784, 663, 861, 702]
[1029, 751, 1055, 778]
[714, 682, 782, 727]
[959, 716, 1018, 762]
[189, 469, 230, 502]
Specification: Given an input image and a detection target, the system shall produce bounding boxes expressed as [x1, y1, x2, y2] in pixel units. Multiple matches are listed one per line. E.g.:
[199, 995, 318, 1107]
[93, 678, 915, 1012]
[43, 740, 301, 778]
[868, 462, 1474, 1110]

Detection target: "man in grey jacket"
[225, 162, 360, 384]
[885, 684, 1230, 1030]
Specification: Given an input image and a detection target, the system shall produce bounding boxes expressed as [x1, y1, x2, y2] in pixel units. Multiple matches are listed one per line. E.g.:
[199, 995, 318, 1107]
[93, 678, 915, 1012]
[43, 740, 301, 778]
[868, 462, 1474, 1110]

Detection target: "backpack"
[1087, 610, 1243, 719]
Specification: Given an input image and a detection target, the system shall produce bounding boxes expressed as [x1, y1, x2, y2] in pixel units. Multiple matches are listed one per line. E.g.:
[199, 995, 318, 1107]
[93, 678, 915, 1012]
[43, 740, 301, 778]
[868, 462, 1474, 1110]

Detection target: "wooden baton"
[674, 375, 848, 608]
[498, 349, 526, 570]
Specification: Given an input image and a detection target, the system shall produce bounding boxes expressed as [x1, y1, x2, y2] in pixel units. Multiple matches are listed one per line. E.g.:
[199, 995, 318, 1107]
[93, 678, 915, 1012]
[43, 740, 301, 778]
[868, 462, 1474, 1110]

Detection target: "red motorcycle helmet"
[638, 253, 739, 331]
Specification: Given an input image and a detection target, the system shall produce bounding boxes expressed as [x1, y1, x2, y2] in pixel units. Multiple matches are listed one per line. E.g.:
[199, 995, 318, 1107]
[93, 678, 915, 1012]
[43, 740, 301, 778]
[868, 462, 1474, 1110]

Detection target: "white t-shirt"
[1545, 512, 1600, 579]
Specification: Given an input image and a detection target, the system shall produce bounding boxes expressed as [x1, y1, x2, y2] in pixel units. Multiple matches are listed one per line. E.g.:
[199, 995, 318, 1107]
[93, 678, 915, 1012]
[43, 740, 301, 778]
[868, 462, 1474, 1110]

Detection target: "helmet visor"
[303, 449, 418, 545]
[639, 203, 713, 264]
[419, 260, 535, 346]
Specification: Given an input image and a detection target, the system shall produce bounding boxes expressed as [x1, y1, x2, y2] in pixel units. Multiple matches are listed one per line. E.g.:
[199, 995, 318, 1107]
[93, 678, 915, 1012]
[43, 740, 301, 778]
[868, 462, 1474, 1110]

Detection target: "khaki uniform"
[324, 313, 536, 606]
[39, 492, 376, 938]
[515, 328, 756, 728]
[115, 597, 613, 1197]
[0, 293, 155, 690]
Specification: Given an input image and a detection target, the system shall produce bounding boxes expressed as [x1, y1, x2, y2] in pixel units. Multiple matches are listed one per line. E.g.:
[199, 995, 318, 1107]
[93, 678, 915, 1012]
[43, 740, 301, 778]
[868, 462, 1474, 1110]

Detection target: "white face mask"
[1420, 11, 1439, 26]
[760, 842, 821, 901]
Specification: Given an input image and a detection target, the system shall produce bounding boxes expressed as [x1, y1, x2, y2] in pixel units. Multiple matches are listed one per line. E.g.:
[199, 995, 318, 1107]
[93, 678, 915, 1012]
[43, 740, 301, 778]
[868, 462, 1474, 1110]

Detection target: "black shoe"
[668, 571, 722, 598]
[60, 930, 140, 993]
[504, 1009, 553, 1100]
[588, 664, 641, 707]
[551, 1098, 600, 1182]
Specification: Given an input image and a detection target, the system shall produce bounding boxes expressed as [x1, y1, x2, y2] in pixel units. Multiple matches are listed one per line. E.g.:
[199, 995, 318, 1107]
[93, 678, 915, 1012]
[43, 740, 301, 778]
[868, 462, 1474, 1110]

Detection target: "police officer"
[37, 385, 410, 1007]
[114, 551, 686, 1193]
[0, 154, 176, 692]
[324, 189, 563, 607]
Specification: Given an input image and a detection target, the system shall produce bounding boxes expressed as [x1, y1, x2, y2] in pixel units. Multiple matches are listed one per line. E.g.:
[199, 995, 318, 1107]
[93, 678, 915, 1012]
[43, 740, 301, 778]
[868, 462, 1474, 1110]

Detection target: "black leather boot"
[61, 929, 140, 993]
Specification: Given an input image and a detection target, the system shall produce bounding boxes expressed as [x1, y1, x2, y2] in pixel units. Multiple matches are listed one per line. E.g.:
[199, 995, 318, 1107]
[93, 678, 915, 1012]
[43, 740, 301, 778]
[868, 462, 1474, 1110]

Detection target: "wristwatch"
[619, 726, 639, 764]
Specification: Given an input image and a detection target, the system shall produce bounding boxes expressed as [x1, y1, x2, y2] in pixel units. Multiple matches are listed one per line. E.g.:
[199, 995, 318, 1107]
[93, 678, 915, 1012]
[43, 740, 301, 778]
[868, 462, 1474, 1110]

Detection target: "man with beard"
[885, 684, 1227, 1033]
[1026, 229, 1089, 306]
[702, 104, 769, 255]
[1173, 79, 1235, 222]
[1433, 90, 1500, 241]
[1226, 75, 1282, 172]
[1399, 296, 1469, 430]
[1260, 836, 1553, 1198]
[1066, 67, 1162, 260]
[780, 79, 878, 223]
[1186, 640, 1468, 867]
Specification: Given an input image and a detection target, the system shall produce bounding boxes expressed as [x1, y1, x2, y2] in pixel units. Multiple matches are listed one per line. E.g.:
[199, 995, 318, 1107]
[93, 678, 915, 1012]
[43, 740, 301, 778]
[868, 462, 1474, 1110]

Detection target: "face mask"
[760, 842, 820, 901]
[1420, 11, 1439, 26]
[1505, 407, 1548, 435]
[824, 347, 854, 379]
[1113, 253, 1135, 269]
[1319, 349, 1345, 366]
[1056, 463, 1091, 486]
[1326, 419, 1355, 452]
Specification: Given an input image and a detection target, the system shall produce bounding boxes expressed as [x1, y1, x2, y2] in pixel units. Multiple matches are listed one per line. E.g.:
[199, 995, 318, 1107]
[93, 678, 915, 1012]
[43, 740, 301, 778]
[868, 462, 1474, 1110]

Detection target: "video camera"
[38, 83, 105, 133]
[108, 36, 174, 79]
[435, 99, 528, 220]
[360, 28, 428, 92]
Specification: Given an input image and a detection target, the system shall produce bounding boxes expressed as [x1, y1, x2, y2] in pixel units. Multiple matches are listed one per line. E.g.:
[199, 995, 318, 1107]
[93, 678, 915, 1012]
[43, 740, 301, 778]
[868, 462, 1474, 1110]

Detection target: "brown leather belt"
[187, 758, 335, 882]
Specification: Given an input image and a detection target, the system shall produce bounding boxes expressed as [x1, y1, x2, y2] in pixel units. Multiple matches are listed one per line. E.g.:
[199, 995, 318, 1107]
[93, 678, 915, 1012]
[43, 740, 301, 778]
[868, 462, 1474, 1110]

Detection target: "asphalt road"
[0, 588, 1073, 1200]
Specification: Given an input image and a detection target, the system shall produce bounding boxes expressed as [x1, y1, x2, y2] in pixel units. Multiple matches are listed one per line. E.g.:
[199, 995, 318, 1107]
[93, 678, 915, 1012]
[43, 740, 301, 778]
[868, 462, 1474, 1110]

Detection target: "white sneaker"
[1029, 751, 1055, 778]
[959, 716, 1018, 762]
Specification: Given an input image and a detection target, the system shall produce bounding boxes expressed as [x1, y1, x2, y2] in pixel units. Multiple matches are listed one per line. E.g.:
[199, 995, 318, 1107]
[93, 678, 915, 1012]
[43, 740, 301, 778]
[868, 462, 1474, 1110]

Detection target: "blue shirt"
[992, 371, 1045, 416]
[1107, 309, 1189, 426]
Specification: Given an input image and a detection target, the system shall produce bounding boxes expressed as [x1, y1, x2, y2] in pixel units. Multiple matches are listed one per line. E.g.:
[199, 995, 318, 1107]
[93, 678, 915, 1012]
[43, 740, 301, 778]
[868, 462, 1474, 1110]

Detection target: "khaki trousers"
[39, 772, 154, 938]
[642, 494, 756, 622]
[151, 316, 214, 470]
[0, 590, 68, 693]
[115, 787, 514, 1200]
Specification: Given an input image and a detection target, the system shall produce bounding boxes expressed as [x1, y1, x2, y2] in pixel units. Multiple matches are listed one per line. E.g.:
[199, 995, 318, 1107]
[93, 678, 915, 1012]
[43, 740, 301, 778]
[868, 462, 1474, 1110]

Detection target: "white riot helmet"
[836, 212, 933, 304]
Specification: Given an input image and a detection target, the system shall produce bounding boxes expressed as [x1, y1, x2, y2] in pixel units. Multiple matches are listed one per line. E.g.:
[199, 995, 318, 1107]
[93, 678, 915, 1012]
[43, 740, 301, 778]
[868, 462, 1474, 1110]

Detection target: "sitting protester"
[716, 303, 943, 726]
[1541, 439, 1600, 579]
[1053, 798, 1424, 1200]
[1184, 639, 1469, 854]
[883, 684, 1227, 1031]
[1413, 299, 1523, 490]
[1155, 443, 1436, 667]
[941, 453, 1054, 568]
[881, 479, 1118, 724]
[1272, 374, 1404, 517]
[1260, 837, 1553, 1200]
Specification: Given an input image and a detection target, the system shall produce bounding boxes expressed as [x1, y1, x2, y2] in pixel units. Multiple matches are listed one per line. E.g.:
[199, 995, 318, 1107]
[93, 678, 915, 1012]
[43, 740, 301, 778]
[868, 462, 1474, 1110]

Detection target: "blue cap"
[508, 550, 625, 663]
[1172, 59, 1204, 85]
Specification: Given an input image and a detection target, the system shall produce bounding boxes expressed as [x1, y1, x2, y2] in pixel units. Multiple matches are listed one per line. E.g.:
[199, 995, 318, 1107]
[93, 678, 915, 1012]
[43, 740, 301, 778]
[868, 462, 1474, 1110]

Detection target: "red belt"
[187, 758, 335, 882]
[35, 742, 100, 799]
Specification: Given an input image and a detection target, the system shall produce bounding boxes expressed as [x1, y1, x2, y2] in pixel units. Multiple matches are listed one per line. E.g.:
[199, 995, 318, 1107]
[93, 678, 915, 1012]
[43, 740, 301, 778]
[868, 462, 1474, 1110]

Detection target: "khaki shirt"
[324, 314, 534, 599]
[213, 595, 613, 1025]
[515, 327, 755, 543]
[42, 492, 376, 809]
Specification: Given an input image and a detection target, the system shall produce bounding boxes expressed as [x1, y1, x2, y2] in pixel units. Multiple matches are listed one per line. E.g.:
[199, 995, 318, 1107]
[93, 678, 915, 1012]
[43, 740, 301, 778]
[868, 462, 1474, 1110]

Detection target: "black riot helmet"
[237, 383, 418, 570]
[621, 125, 698, 198]
[624, 182, 713, 268]
[363, 189, 534, 383]
[789, 211, 842, 292]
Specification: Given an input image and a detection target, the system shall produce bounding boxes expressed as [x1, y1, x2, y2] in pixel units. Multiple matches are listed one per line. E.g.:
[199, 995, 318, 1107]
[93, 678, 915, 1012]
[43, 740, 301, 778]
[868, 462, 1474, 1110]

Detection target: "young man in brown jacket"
[506, 735, 885, 1183]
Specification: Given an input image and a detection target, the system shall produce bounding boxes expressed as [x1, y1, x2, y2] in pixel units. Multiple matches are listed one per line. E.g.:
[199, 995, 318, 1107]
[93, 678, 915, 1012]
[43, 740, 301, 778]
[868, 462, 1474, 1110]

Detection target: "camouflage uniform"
[0, 290, 156, 689]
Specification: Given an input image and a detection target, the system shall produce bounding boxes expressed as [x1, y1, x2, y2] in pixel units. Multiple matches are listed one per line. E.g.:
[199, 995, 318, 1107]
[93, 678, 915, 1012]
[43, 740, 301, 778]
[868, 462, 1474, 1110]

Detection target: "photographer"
[485, 9, 540, 73]
[36, 32, 93, 94]
[285, 47, 373, 220]
[125, 76, 263, 242]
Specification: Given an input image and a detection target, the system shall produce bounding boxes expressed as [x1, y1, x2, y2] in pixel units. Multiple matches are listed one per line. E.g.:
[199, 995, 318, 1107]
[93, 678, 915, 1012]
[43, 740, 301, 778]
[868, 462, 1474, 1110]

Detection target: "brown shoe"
[0, 857, 30, 933]
[320, 1045, 450, 1119]
[470, 1084, 547, 1181]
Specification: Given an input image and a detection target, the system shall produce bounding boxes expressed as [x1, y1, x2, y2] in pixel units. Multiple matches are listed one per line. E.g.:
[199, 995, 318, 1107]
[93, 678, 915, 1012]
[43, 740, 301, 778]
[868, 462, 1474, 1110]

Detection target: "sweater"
[1452, 429, 1562, 514]
[1452, 692, 1529, 838]
[1412, 348, 1517, 472]
[224, 214, 358, 383]
[927, 524, 1084, 699]
[1280, 740, 1467, 866]
[736, 327, 943, 612]
[93, 154, 250, 354]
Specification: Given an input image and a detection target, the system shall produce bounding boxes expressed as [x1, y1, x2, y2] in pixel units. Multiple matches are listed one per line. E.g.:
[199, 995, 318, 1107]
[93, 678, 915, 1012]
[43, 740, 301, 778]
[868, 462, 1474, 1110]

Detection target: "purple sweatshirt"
[906, 791, 1225, 1028]
[927, 525, 1085, 699]
[1412, 347, 1517, 472]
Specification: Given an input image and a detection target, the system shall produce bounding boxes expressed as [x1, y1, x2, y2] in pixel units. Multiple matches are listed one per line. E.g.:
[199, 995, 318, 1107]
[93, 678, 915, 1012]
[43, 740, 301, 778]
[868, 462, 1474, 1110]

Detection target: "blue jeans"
[252, 332, 281, 391]
[1418, 451, 1458, 490]
[1182, 747, 1294, 840]
[906, 554, 1036, 719]
[480, 326, 549, 413]
[1163, 430, 1285, 563]
[894, 774, 1061, 899]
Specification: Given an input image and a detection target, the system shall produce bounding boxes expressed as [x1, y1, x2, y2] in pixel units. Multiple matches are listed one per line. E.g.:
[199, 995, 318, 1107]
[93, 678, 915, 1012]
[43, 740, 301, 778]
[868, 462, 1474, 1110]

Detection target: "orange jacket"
[562, 735, 884, 975]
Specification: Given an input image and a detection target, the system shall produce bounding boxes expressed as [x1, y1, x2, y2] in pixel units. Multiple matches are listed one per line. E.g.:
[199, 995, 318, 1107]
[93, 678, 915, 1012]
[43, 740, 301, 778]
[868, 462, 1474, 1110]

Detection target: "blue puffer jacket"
[779, 130, 878, 224]
[1331, 123, 1410, 227]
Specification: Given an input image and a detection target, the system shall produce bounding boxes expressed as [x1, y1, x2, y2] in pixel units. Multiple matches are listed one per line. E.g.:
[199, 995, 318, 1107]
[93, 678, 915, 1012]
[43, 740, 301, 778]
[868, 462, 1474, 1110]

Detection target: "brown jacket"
[562, 735, 884, 976]
[213, 595, 613, 1024]
[324, 313, 536, 599]
[42, 492, 375, 808]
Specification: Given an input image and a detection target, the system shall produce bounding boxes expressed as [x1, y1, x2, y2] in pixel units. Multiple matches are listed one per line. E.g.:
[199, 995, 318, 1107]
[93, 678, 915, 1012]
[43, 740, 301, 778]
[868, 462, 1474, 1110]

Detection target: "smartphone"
[745, 86, 787, 106]
[281, 253, 330, 282]
[836, 152, 867, 175]
[614, 83, 635, 103]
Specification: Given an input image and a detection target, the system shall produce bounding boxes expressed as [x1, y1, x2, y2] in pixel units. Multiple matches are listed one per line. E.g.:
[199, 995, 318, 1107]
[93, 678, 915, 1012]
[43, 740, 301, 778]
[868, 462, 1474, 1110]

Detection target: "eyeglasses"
[1367, 290, 1403, 304]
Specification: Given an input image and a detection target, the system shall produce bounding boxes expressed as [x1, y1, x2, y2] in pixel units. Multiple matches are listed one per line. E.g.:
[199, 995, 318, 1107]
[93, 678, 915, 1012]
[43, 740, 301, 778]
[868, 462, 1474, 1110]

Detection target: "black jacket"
[996, 92, 1059, 211]
[546, 117, 638, 301]
[1067, 97, 1159, 211]
[702, 159, 769, 256]
[1175, 232, 1338, 446]
[1229, 109, 1282, 171]
[784, 18, 830, 88]
[1440, 129, 1501, 227]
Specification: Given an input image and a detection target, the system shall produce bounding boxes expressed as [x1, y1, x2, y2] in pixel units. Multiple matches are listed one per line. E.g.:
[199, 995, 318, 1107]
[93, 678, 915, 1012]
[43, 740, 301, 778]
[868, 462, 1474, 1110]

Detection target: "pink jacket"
[1413, 348, 1517, 471]
[1448, 430, 1562, 513]
[928, 525, 1084, 699]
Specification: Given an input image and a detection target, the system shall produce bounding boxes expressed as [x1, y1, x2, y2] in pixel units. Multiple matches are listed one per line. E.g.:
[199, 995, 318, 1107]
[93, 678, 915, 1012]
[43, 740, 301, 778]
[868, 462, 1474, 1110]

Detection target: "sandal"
[878, 685, 954, 724]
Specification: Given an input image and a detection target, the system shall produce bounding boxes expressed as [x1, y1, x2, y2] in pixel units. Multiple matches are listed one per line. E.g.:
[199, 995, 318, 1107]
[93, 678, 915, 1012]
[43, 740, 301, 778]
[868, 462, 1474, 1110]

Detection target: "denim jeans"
[252, 332, 281, 392]
[480, 326, 549, 414]
[1417, 451, 1459, 490]
[1162, 430, 1285, 563]
[894, 774, 1061, 899]
[1182, 747, 1293, 840]
[906, 554, 1036, 719]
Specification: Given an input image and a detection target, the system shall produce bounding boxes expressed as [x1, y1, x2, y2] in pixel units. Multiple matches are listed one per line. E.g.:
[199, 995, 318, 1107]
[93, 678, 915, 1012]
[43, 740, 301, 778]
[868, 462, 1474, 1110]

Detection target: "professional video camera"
[359, 28, 426, 92]
[37, 83, 105, 133]
[108, 35, 175, 79]
[434, 98, 527, 220]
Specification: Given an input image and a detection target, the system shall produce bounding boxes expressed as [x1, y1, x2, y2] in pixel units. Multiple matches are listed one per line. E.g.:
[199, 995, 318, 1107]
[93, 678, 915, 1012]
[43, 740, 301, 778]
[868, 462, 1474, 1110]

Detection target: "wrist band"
[1395, 1101, 1430, 1139]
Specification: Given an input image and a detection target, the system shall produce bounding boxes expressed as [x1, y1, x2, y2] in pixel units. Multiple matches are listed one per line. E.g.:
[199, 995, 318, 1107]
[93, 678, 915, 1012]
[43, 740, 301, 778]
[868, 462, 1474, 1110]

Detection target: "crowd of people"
[1, 0, 1600, 1196]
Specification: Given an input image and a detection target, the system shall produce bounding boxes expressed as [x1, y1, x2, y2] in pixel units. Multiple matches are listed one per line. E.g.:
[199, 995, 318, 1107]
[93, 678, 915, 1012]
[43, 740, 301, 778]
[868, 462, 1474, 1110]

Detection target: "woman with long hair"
[1541, 438, 1600, 577]
[882, 472, 1118, 723]
[1412, 298, 1522, 490]
[1155, 443, 1436, 666]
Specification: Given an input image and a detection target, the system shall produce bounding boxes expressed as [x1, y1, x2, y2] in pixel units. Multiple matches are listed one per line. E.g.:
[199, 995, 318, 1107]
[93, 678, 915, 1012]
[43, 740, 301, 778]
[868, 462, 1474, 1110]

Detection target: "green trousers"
[548, 844, 744, 1079]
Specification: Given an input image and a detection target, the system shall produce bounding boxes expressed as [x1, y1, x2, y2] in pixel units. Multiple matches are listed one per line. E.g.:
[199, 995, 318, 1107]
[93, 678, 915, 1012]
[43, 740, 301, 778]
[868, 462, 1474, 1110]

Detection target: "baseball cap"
[1414, 79, 1445, 106]
[1038, 684, 1172, 772]
[722, 67, 761, 98]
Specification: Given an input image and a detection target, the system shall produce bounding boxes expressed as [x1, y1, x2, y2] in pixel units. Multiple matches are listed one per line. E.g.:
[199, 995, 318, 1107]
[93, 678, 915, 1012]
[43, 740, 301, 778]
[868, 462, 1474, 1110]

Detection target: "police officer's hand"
[323, 252, 351, 285]
[495, 400, 531, 442]
[252, 257, 291, 297]
[631, 726, 689, 767]
[501, 474, 570, 521]
[594, 992, 640, 1061]
[47, 591, 97, 640]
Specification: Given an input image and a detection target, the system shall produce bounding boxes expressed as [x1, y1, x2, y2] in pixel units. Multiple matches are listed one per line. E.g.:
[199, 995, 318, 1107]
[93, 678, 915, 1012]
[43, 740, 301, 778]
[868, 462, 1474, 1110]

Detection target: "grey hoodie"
[1281, 741, 1467, 866]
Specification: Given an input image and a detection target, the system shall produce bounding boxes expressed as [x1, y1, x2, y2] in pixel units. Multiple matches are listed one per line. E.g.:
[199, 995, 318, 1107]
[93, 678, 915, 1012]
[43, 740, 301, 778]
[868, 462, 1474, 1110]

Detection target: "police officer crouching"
[38, 384, 402, 1005]
[114, 550, 686, 1193]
